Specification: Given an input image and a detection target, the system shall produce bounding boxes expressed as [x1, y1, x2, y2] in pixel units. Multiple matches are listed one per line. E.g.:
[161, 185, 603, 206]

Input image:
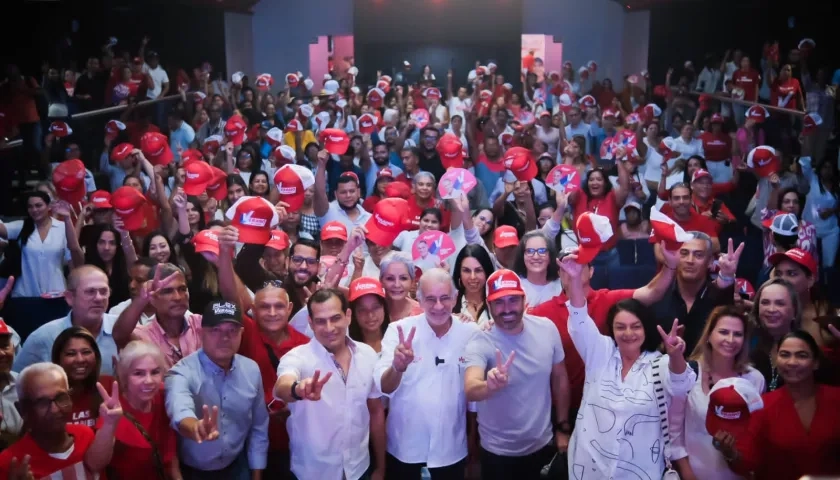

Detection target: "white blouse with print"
[566, 302, 695, 480]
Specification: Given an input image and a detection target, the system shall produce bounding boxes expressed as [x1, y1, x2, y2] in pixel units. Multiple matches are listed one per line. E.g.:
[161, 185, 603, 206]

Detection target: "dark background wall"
[353, 0, 523, 87]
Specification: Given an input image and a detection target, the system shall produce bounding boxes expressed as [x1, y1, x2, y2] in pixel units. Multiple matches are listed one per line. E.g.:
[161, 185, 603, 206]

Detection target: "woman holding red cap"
[714, 330, 840, 479]
[348, 277, 390, 353]
[748, 278, 801, 392]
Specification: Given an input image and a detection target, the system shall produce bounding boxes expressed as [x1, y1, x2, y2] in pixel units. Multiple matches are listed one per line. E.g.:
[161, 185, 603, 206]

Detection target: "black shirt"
[74, 72, 107, 112]
[419, 150, 445, 183]
[652, 278, 734, 354]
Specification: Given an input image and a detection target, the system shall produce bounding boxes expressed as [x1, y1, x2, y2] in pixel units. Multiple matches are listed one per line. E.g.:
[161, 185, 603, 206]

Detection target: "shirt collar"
[148, 312, 194, 338]
[309, 335, 357, 361]
[198, 349, 237, 375]
[66, 312, 116, 336]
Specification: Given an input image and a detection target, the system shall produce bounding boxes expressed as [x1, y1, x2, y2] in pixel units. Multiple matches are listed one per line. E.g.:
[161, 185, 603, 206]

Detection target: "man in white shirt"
[143, 51, 169, 100]
[464, 269, 571, 478]
[563, 107, 591, 155]
[274, 288, 386, 480]
[375, 268, 480, 479]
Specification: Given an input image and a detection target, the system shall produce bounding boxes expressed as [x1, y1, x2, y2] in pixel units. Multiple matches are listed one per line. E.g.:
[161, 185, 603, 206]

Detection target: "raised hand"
[317, 149, 330, 168]
[140, 264, 182, 300]
[217, 225, 239, 248]
[274, 200, 291, 223]
[828, 323, 840, 341]
[712, 430, 738, 460]
[657, 318, 686, 358]
[486, 349, 515, 392]
[8, 455, 33, 480]
[659, 240, 679, 270]
[51, 200, 74, 220]
[96, 381, 123, 424]
[718, 238, 745, 278]
[556, 250, 583, 277]
[0, 276, 14, 311]
[189, 405, 220, 443]
[392, 325, 416, 373]
[295, 369, 333, 401]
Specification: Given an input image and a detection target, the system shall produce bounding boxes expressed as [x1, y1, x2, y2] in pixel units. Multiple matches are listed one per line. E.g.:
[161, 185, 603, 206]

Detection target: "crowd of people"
[0, 31, 837, 480]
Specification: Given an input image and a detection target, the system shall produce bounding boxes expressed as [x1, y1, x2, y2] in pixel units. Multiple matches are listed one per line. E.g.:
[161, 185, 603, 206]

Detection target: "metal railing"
[682, 89, 807, 117]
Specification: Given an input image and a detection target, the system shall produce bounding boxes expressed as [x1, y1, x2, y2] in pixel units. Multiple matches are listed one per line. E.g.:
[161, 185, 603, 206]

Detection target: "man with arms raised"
[464, 269, 571, 478]
[274, 288, 386, 480]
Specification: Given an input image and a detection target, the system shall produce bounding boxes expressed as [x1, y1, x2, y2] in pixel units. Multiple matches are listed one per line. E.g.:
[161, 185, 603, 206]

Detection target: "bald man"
[14, 265, 119, 374]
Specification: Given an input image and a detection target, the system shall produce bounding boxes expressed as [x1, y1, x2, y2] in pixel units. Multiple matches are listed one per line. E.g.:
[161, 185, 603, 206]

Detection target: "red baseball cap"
[255, 73, 274, 91]
[49, 121, 73, 138]
[140, 132, 174, 166]
[384, 182, 411, 200]
[273, 145, 296, 167]
[111, 143, 135, 162]
[494, 225, 519, 249]
[377, 168, 394, 179]
[52, 159, 87, 204]
[579, 95, 597, 109]
[0, 319, 11, 335]
[319, 128, 350, 155]
[181, 149, 205, 165]
[224, 115, 248, 146]
[358, 113, 377, 134]
[274, 164, 316, 212]
[349, 277, 386, 302]
[803, 113, 823, 136]
[322, 221, 348, 241]
[706, 378, 764, 437]
[225, 196, 280, 244]
[265, 229, 290, 252]
[193, 229, 221, 257]
[111, 186, 148, 231]
[691, 169, 712, 183]
[424, 87, 442, 100]
[644, 103, 663, 120]
[367, 88, 385, 109]
[89, 190, 113, 209]
[503, 147, 538, 182]
[746, 146, 780, 178]
[184, 160, 214, 195]
[746, 105, 769, 123]
[768, 247, 817, 276]
[575, 212, 614, 264]
[649, 206, 693, 250]
[436, 133, 464, 169]
[266, 127, 284, 148]
[659, 137, 677, 161]
[365, 198, 409, 246]
[202, 135, 223, 155]
[736, 278, 755, 300]
[485, 269, 526, 302]
[286, 73, 300, 87]
[104, 119, 126, 138]
[205, 166, 229, 201]
[285, 119, 304, 133]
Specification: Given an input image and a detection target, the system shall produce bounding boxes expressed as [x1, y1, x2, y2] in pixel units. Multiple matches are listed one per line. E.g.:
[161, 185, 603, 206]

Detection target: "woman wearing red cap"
[714, 330, 840, 479]
[748, 278, 801, 392]
[348, 277, 390, 353]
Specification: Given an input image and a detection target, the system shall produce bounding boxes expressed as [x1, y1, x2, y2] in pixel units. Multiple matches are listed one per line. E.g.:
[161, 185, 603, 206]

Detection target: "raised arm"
[313, 149, 331, 217]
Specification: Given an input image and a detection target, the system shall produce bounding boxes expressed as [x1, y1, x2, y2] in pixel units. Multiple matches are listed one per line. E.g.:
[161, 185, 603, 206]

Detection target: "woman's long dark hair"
[185, 196, 207, 232]
[452, 245, 496, 320]
[776, 187, 805, 217]
[581, 167, 613, 199]
[19, 191, 52, 247]
[249, 170, 271, 198]
[51, 326, 103, 414]
[141, 230, 180, 265]
[348, 295, 390, 344]
[682, 155, 708, 185]
[84, 224, 130, 304]
[605, 299, 662, 353]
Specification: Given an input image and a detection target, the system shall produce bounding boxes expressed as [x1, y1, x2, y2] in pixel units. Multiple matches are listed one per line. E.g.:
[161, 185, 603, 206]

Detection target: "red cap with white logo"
[286, 73, 300, 88]
[706, 377, 764, 437]
[649, 206, 693, 251]
[349, 277, 386, 302]
[193, 229, 221, 256]
[205, 166, 228, 201]
[274, 164, 316, 212]
[746, 105, 769, 123]
[803, 113, 823, 136]
[203, 135, 223, 155]
[322, 221, 348, 241]
[691, 169, 712, 183]
[111, 186, 148, 232]
[255, 73, 274, 91]
[224, 115, 248, 146]
[367, 88, 385, 109]
[768, 247, 817, 276]
[49, 121, 73, 138]
[365, 198, 409, 246]
[436, 133, 464, 169]
[485, 269, 525, 302]
[111, 142, 135, 162]
[358, 113, 377, 134]
[104, 119, 126, 138]
[184, 160, 214, 195]
[265, 229, 290, 251]
[503, 147, 538, 182]
[52, 159, 87, 204]
[225, 196, 280, 244]
[89, 190, 113, 209]
[746, 145, 780, 178]
[140, 132, 174, 166]
[494, 225, 519, 249]
[266, 127, 284, 148]
[643, 103, 662, 120]
[579, 95, 597, 109]
[0, 319, 11, 335]
[273, 145, 296, 167]
[284, 119, 304, 133]
[319, 128, 350, 155]
[575, 212, 614, 264]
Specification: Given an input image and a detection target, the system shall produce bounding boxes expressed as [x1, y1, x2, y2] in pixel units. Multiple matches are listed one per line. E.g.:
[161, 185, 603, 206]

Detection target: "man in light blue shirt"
[165, 300, 269, 479]
[13, 266, 119, 375]
[168, 110, 196, 163]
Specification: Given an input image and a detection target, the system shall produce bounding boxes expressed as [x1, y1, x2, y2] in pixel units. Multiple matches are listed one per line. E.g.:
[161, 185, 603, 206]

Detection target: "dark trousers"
[180, 452, 248, 480]
[265, 450, 292, 480]
[386, 453, 465, 480]
[479, 443, 556, 480]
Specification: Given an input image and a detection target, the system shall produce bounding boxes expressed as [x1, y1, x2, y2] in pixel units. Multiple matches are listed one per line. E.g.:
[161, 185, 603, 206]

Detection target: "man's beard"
[339, 199, 358, 211]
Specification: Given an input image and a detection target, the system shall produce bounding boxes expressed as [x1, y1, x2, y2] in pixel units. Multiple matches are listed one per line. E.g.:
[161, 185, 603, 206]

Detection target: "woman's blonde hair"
[689, 305, 753, 374]
[117, 341, 167, 389]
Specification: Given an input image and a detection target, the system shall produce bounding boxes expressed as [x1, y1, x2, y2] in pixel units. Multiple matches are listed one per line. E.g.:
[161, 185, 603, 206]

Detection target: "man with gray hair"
[374, 268, 479, 479]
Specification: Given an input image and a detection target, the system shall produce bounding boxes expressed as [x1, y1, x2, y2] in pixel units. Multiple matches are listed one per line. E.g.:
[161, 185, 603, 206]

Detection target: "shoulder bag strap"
[122, 410, 167, 480]
[651, 357, 675, 471]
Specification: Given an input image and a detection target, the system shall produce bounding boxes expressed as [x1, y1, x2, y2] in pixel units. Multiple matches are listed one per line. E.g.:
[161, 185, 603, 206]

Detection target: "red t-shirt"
[529, 288, 635, 410]
[407, 197, 451, 231]
[771, 78, 802, 110]
[699, 132, 732, 162]
[238, 315, 309, 452]
[0, 424, 96, 478]
[95, 390, 176, 480]
[69, 376, 114, 428]
[734, 69, 761, 101]
[362, 195, 381, 213]
[572, 190, 620, 251]
[659, 204, 720, 237]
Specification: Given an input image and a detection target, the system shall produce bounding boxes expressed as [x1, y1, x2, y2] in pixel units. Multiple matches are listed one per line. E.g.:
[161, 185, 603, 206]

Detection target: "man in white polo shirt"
[375, 268, 479, 479]
[464, 269, 570, 479]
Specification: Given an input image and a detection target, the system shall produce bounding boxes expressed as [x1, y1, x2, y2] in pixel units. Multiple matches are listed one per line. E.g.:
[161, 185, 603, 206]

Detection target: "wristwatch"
[554, 420, 572, 435]
[290, 380, 303, 400]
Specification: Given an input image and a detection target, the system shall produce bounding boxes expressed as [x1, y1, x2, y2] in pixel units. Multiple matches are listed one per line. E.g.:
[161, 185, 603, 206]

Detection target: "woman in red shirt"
[734, 56, 761, 103]
[50, 327, 114, 429]
[98, 341, 180, 479]
[714, 330, 840, 479]
[569, 163, 630, 267]
[770, 64, 805, 112]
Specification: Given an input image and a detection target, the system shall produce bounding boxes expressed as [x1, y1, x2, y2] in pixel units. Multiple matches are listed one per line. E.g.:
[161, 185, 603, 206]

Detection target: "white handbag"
[652, 358, 681, 480]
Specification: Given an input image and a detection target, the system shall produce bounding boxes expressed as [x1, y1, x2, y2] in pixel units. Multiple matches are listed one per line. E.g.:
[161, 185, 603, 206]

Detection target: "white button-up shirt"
[670, 135, 705, 161]
[374, 314, 479, 468]
[4, 219, 71, 298]
[278, 338, 381, 480]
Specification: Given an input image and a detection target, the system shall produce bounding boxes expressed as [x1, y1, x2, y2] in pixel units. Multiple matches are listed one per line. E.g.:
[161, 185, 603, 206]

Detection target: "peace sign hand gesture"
[186, 405, 220, 444]
[8, 455, 34, 480]
[140, 264, 182, 301]
[392, 325, 416, 373]
[97, 380, 123, 425]
[718, 238, 745, 278]
[486, 349, 516, 393]
[657, 318, 686, 358]
[295, 369, 333, 401]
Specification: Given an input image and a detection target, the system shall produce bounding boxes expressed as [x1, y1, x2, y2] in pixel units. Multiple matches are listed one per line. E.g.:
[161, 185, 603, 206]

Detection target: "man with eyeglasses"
[166, 300, 269, 479]
[314, 150, 372, 241]
[0, 362, 122, 477]
[14, 266, 120, 375]
[375, 268, 480, 479]
[196, 104, 226, 145]
[285, 239, 321, 316]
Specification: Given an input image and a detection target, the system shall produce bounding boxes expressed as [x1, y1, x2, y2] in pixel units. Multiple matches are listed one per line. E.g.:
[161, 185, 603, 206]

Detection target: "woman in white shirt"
[512, 231, 563, 308]
[0, 192, 83, 298]
[671, 123, 704, 161]
[671, 306, 765, 479]
[560, 252, 695, 480]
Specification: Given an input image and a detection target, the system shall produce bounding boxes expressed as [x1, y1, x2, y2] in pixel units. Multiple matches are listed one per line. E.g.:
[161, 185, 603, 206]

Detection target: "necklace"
[769, 353, 780, 391]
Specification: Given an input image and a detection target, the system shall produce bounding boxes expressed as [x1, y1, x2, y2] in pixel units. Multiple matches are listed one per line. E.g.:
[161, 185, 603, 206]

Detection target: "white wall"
[523, 0, 650, 81]
[224, 12, 254, 78]
[622, 11, 650, 77]
[251, 0, 353, 81]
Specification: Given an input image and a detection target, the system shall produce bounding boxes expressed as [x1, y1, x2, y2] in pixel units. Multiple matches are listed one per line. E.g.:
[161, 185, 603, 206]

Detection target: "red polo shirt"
[699, 132, 732, 162]
[529, 288, 635, 410]
[734, 69, 761, 101]
[661, 202, 727, 235]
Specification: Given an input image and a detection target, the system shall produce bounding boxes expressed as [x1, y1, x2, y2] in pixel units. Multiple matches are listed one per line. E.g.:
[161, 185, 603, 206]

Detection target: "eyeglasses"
[80, 287, 111, 299]
[423, 136, 439, 142]
[291, 255, 319, 266]
[27, 391, 72, 412]
[525, 248, 548, 257]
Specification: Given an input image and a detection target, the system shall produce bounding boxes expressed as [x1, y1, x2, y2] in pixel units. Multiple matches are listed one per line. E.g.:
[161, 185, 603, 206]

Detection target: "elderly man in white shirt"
[375, 268, 480, 479]
[274, 288, 386, 480]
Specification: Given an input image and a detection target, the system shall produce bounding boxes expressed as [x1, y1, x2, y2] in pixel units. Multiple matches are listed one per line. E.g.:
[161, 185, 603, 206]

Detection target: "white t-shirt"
[143, 64, 170, 99]
[519, 278, 562, 309]
[448, 97, 473, 120]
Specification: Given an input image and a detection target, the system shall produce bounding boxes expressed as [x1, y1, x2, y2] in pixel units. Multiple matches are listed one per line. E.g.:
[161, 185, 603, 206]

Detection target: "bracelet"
[290, 380, 303, 401]
[337, 257, 349, 266]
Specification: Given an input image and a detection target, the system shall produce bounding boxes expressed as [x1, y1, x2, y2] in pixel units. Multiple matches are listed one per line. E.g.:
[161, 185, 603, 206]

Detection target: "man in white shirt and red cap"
[374, 268, 479, 479]
[464, 269, 570, 478]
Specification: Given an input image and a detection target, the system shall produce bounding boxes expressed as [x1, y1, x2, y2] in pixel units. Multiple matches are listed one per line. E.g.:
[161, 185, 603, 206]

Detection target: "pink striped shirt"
[133, 312, 203, 369]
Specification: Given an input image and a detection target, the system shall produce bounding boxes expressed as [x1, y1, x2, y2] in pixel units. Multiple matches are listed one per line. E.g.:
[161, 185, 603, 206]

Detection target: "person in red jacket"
[714, 330, 840, 479]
